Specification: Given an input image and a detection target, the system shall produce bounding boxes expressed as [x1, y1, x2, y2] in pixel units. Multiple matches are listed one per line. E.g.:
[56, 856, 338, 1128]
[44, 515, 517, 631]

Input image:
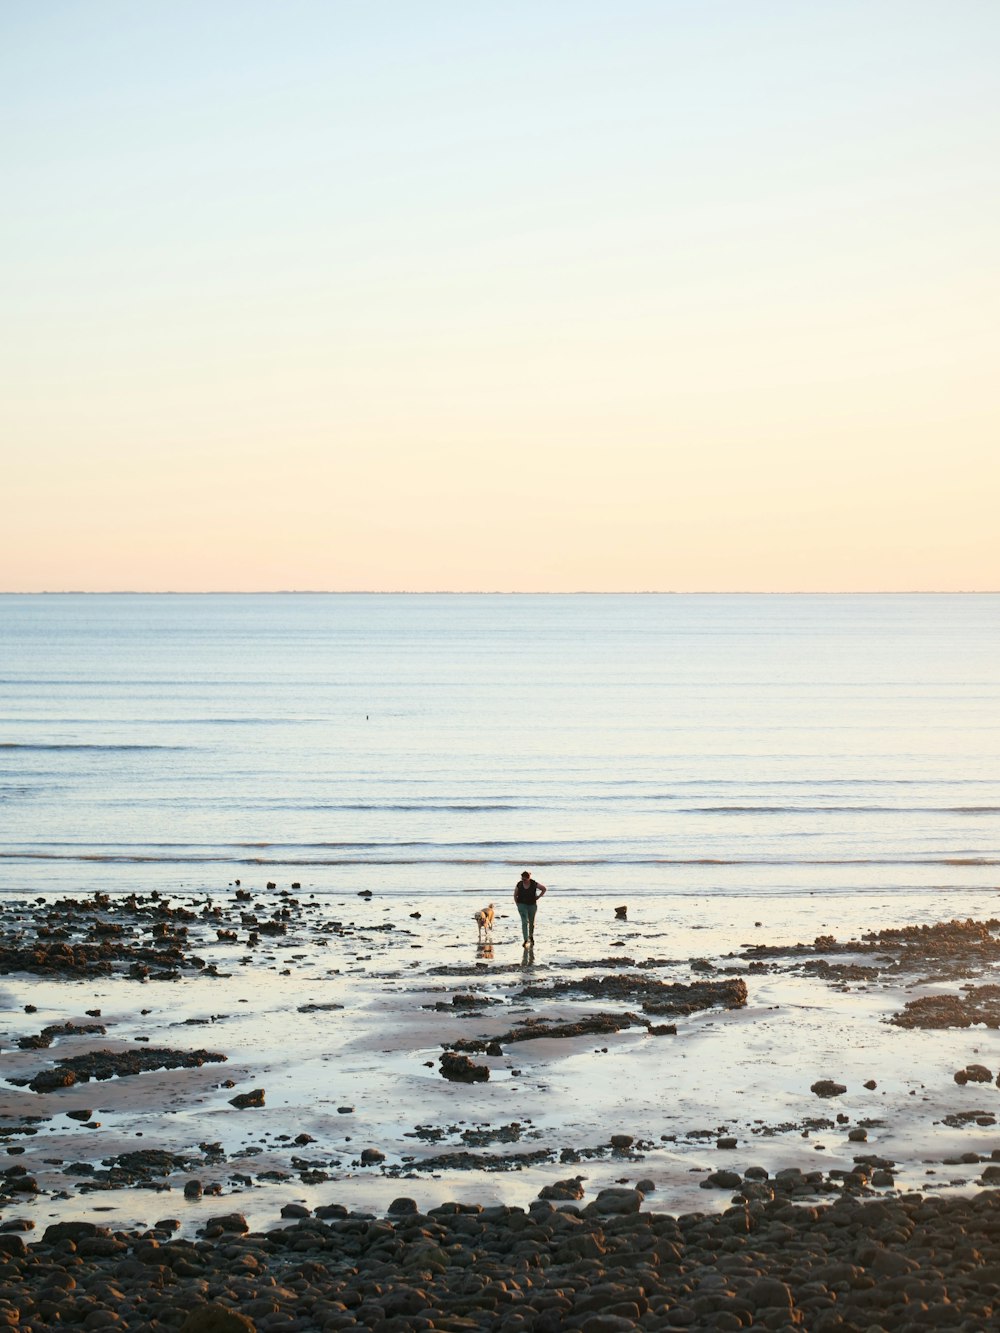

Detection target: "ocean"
[2, 593, 998, 918]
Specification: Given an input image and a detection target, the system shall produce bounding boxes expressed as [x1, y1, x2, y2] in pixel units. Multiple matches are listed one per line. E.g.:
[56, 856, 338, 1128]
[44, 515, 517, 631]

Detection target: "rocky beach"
[5, 884, 1000, 1328]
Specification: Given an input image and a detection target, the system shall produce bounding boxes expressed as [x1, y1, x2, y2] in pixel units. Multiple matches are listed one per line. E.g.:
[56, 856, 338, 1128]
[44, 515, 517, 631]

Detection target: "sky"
[2, 1, 998, 591]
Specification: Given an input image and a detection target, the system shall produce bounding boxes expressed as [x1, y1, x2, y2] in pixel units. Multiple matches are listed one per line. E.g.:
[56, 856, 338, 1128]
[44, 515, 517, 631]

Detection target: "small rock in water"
[811, 1079, 847, 1098]
[614, 905, 628, 919]
[440, 1051, 489, 1083]
[702, 1170, 743, 1190]
[229, 1088, 265, 1109]
[184, 1179, 204, 1198]
[360, 1147, 386, 1165]
[955, 1063, 993, 1084]
[280, 1202, 311, 1217]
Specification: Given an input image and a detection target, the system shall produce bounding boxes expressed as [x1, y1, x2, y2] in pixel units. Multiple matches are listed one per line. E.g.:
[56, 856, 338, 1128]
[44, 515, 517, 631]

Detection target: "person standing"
[514, 870, 546, 946]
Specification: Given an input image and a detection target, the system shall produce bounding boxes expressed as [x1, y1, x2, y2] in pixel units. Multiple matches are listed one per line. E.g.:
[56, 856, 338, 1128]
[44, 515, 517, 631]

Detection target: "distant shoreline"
[2, 589, 997, 597]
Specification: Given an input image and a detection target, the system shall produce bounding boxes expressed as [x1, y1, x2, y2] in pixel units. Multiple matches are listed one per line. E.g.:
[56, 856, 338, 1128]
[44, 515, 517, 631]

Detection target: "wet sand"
[4, 885, 1000, 1327]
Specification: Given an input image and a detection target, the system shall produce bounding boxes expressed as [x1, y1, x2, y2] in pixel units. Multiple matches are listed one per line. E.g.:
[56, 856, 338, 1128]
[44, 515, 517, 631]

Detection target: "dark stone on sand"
[609, 1134, 634, 1150]
[360, 1148, 385, 1165]
[229, 1089, 265, 1109]
[66, 1108, 94, 1121]
[811, 1079, 847, 1097]
[0, 1236, 26, 1258]
[202, 1212, 249, 1235]
[29, 1046, 227, 1093]
[864, 1078, 877, 1089]
[18, 1021, 106, 1049]
[585, 1186, 643, 1215]
[746, 1277, 794, 1310]
[280, 1202, 310, 1217]
[440, 1051, 490, 1082]
[179, 1303, 256, 1332]
[518, 973, 747, 1017]
[954, 1063, 993, 1084]
[184, 1179, 203, 1198]
[454, 1012, 640, 1049]
[717, 1136, 738, 1149]
[702, 1170, 743, 1190]
[848, 1127, 868, 1142]
[29, 1068, 78, 1093]
[387, 1196, 418, 1214]
[893, 982, 1000, 1029]
[42, 1220, 102, 1244]
[539, 1176, 585, 1201]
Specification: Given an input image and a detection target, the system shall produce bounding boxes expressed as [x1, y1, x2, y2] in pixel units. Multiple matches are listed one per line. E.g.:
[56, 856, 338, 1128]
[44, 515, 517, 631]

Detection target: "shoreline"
[5, 886, 1000, 1324]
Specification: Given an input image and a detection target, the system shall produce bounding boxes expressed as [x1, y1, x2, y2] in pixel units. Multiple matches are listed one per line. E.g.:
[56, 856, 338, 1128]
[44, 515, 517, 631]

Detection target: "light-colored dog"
[474, 903, 495, 940]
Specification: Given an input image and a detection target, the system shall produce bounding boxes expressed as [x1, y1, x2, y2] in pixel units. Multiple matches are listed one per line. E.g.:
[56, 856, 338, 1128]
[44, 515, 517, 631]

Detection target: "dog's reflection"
[476, 941, 494, 961]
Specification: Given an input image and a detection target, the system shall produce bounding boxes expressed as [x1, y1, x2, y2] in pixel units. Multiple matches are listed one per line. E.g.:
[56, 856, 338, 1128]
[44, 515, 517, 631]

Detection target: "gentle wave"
[1, 850, 997, 867]
[0, 743, 182, 752]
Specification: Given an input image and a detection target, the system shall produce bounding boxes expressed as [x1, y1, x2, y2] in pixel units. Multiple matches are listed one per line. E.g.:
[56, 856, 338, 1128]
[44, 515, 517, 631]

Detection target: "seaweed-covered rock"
[440, 1052, 489, 1083]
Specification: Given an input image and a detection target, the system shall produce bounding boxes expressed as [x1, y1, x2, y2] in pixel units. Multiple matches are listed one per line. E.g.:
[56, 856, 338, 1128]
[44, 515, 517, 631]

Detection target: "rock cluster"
[517, 975, 748, 1016]
[892, 984, 1000, 1030]
[4, 1193, 1000, 1330]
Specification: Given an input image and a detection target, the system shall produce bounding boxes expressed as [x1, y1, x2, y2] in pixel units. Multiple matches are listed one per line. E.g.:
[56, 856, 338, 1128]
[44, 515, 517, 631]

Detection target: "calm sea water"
[1, 594, 998, 907]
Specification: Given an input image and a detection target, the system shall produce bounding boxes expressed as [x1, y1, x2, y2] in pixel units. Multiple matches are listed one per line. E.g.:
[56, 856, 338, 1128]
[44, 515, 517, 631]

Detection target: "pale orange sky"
[2, 1, 998, 591]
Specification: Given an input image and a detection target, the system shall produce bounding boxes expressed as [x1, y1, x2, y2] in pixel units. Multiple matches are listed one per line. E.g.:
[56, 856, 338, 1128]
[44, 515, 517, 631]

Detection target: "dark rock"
[810, 1080, 847, 1097]
[29, 1047, 226, 1093]
[42, 1220, 102, 1244]
[955, 1063, 993, 1084]
[585, 1186, 643, 1215]
[202, 1213, 249, 1235]
[702, 1170, 743, 1190]
[229, 1089, 265, 1109]
[387, 1196, 419, 1214]
[440, 1051, 489, 1083]
[179, 1304, 255, 1332]
[538, 1177, 585, 1201]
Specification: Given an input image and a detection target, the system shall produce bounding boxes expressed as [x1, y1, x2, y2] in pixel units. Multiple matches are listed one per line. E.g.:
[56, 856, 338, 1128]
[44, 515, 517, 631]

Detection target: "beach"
[3, 592, 999, 1324]
[5, 883, 1000, 1327]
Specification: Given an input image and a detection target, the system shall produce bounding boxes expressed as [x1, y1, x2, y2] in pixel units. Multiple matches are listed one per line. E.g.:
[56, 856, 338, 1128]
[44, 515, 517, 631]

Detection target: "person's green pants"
[516, 902, 536, 942]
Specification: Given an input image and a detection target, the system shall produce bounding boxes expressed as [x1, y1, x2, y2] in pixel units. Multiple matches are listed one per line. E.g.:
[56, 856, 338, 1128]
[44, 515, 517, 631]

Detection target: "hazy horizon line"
[2, 589, 997, 598]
